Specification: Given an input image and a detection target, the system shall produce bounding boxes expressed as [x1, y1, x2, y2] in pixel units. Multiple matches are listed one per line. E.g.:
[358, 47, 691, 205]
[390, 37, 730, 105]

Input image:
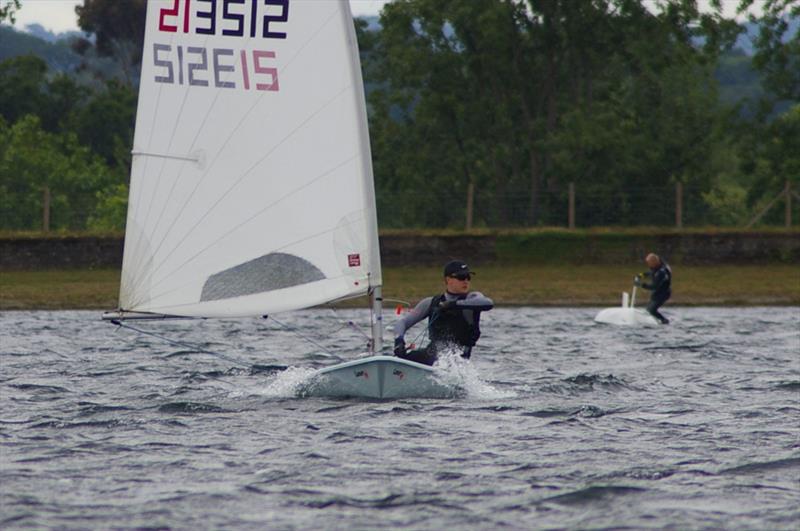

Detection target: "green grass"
[380, 264, 800, 306]
[2, 265, 798, 311]
[0, 269, 121, 310]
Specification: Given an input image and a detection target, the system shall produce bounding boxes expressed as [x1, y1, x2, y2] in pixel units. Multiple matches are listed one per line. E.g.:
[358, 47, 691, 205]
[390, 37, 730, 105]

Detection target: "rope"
[111, 319, 250, 369]
[261, 316, 346, 362]
[327, 307, 371, 340]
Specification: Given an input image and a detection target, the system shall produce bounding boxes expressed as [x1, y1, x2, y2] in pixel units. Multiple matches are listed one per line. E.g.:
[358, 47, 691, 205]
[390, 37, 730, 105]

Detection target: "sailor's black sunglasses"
[450, 273, 472, 281]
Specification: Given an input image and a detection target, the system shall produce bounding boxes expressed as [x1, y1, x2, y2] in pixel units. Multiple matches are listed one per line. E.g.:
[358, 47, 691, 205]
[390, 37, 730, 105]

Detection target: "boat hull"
[304, 356, 457, 399]
[594, 307, 659, 326]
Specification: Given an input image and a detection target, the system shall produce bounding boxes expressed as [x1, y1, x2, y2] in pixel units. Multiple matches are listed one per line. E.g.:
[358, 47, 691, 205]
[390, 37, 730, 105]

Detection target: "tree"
[739, 0, 800, 101]
[742, 104, 800, 224]
[75, 80, 136, 167]
[0, 55, 48, 126]
[75, 0, 147, 85]
[0, 115, 117, 230]
[0, 0, 20, 24]
[0, 56, 90, 136]
[365, 0, 740, 227]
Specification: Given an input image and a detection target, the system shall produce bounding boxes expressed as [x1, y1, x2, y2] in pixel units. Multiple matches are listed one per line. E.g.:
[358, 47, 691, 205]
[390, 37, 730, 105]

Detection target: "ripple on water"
[0, 307, 798, 530]
[538, 485, 648, 506]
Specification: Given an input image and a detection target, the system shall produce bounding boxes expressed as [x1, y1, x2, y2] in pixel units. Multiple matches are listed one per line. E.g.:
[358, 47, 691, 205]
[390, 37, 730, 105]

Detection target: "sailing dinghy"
[594, 286, 659, 326]
[104, 0, 455, 399]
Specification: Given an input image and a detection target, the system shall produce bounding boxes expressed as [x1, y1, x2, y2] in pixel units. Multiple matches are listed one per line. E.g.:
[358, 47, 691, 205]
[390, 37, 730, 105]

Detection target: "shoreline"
[2, 265, 799, 310]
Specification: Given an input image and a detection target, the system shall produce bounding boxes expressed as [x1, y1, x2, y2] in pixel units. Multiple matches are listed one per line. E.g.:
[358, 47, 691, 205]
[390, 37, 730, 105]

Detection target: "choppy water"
[1, 307, 799, 530]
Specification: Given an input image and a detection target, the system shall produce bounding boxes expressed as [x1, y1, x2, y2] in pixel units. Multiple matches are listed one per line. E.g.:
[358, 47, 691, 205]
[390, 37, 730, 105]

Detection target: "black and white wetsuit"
[394, 291, 494, 365]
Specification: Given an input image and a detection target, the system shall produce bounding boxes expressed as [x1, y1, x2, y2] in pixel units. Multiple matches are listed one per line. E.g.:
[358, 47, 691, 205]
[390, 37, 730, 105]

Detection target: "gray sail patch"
[200, 253, 326, 301]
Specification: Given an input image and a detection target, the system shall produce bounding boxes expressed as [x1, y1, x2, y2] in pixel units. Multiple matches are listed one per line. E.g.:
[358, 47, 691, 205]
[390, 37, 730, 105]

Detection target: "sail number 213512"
[152, 0, 290, 92]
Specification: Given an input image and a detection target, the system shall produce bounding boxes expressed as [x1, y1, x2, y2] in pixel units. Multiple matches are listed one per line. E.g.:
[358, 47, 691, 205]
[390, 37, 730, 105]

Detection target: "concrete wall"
[494, 232, 800, 265]
[1, 237, 124, 270]
[1, 232, 798, 270]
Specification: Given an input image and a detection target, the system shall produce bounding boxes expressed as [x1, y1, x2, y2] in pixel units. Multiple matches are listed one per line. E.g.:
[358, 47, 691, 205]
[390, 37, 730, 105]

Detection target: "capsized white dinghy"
[104, 0, 447, 399]
[594, 287, 659, 326]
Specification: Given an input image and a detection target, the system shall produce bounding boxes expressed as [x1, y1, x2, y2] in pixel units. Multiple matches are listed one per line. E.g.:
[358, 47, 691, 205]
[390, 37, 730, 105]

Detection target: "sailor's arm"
[393, 297, 434, 339]
[440, 291, 494, 311]
[458, 291, 494, 311]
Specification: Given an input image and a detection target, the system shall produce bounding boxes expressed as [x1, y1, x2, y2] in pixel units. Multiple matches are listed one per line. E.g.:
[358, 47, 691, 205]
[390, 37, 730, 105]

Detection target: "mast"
[370, 286, 383, 354]
[342, 0, 383, 354]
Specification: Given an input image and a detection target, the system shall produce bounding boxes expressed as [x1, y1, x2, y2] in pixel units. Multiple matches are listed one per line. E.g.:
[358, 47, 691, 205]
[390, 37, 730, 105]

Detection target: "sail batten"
[118, 0, 381, 319]
[132, 208, 371, 309]
[125, 79, 360, 301]
[128, 3, 344, 272]
[125, 149, 363, 300]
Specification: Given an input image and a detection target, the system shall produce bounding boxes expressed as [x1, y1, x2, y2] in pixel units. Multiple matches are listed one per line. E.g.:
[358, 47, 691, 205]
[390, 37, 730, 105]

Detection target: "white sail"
[118, 0, 381, 318]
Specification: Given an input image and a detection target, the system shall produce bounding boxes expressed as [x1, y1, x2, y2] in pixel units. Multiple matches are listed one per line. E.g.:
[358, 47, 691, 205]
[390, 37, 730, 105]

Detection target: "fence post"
[42, 186, 50, 232]
[675, 182, 683, 229]
[465, 181, 474, 231]
[568, 182, 575, 230]
[786, 180, 792, 228]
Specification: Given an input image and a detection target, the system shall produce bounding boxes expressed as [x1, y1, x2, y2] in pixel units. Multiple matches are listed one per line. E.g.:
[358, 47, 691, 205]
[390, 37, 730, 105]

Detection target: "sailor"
[634, 253, 672, 324]
[393, 260, 494, 366]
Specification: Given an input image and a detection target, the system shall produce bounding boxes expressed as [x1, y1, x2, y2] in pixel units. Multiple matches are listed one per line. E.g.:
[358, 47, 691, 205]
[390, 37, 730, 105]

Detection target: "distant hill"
[0, 24, 124, 83]
[715, 48, 766, 115]
[0, 24, 82, 72]
[1, 15, 793, 113]
[357, 14, 799, 58]
[734, 18, 799, 56]
[357, 15, 381, 32]
[22, 23, 86, 44]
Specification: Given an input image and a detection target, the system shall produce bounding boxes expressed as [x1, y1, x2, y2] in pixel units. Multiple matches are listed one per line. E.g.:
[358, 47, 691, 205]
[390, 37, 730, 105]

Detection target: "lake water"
[1, 307, 798, 530]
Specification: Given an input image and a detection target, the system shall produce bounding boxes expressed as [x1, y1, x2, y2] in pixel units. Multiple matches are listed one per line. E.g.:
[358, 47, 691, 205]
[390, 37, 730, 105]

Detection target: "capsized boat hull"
[303, 356, 458, 399]
[594, 307, 659, 326]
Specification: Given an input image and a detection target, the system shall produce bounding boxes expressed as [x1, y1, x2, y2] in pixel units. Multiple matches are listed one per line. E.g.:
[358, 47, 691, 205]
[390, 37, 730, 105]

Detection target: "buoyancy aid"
[427, 293, 481, 353]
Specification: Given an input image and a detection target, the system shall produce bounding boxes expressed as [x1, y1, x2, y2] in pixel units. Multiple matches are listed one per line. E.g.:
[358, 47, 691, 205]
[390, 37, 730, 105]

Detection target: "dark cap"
[443, 260, 472, 277]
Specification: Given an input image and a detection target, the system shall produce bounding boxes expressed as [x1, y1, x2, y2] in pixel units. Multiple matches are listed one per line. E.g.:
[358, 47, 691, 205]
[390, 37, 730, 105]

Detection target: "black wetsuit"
[394, 291, 493, 366]
[642, 262, 672, 324]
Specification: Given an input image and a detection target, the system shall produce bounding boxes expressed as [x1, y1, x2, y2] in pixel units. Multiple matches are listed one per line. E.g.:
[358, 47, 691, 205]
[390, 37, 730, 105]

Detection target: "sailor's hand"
[633, 275, 642, 287]
[438, 299, 458, 311]
[393, 337, 406, 357]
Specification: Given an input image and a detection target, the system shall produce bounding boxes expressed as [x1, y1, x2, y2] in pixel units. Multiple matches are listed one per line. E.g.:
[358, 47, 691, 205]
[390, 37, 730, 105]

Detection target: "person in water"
[634, 253, 672, 324]
[393, 260, 494, 366]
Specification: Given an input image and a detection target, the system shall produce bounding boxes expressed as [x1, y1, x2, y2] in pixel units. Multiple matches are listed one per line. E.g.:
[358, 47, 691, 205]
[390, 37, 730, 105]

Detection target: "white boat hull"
[303, 356, 458, 399]
[594, 287, 660, 326]
[594, 307, 659, 326]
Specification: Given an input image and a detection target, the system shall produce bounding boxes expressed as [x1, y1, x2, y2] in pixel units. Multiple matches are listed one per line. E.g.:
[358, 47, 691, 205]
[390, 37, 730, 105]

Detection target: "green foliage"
[739, 0, 800, 101]
[0, 55, 49, 125]
[75, 80, 136, 166]
[0, 115, 121, 230]
[0, 0, 797, 233]
[366, 0, 755, 228]
[740, 104, 800, 225]
[87, 183, 128, 231]
[75, 0, 147, 84]
[0, 0, 20, 23]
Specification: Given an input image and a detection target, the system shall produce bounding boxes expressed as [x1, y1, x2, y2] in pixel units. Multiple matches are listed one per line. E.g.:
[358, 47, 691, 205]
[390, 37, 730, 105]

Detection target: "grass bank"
[1, 265, 798, 311]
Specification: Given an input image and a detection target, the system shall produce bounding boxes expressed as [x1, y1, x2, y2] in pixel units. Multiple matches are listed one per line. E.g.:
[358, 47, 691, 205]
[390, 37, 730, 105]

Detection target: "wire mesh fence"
[1, 182, 797, 232]
[377, 182, 799, 230]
